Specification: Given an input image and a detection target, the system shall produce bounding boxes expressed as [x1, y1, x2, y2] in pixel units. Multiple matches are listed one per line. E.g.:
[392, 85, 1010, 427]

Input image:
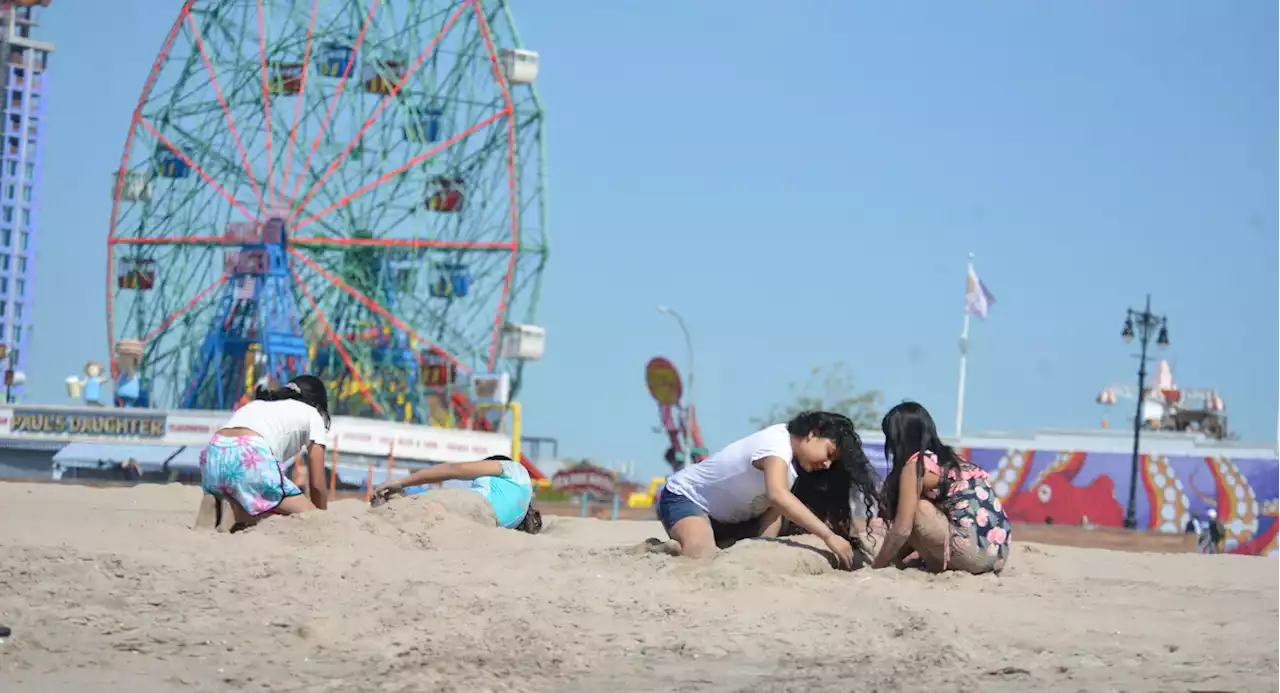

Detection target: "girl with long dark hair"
[656, 411, 882, 569]
[870, 402, 1010, 574]
[199, 375, 331, 528]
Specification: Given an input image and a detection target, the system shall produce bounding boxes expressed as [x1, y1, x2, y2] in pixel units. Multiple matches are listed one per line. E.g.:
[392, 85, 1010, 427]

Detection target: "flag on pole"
[965, 266, 995, 319]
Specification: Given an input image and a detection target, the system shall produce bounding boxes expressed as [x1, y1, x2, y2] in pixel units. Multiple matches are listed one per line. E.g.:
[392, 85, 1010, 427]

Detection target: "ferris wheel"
[106, 0, 548, 425]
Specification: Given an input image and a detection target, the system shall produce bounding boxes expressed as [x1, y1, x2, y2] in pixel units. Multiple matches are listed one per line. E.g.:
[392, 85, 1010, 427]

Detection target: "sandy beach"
[0, 483, 1275, 692]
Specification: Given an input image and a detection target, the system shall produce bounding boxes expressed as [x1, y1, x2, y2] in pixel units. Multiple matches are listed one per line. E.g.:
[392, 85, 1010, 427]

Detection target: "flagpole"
[955, 252, 974, 438]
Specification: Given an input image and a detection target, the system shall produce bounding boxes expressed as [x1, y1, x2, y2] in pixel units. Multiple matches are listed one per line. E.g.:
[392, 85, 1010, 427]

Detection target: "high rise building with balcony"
[0, 1, 52, 397]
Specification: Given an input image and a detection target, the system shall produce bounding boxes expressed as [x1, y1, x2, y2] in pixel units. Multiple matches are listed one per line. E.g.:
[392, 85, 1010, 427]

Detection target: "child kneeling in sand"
[199, 375, 330, 529]
[372, 455, 543, 534]
[656, 411, 882, 569]
[869, 402, 1010, 574]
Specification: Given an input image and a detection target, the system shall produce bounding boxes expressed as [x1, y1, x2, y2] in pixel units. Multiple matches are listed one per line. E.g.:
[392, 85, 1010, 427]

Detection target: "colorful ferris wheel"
[106, 0, 548, 425]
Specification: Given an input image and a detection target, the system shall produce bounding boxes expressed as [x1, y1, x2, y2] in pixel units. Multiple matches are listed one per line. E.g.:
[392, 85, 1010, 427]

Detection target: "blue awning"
[53, 443, 188, 471]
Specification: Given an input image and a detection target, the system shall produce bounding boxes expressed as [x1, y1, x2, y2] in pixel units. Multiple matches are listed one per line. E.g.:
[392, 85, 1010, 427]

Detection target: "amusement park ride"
[644, 357, 707, 471]
[1097, 360, 1229, 439]
[103, 1, 548, 471]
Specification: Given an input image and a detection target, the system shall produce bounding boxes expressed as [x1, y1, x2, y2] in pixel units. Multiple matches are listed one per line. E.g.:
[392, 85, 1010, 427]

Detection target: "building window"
[1, 277, 9, 293]
[1, 255, 8, 271]
[4, 185, 12, 200]
[21, 185, 29, 202]
[20, 209, 28, 227]
[17, 256, 24, 273]
[2, 229, 10, 247]
[15, 278, 23, 296]
[2, 207, 10, 224]
[14, 325, 21, 343]
[4, 161, 13, 176]
[13, 302, 20, 320]
[23, 162, 32, 177]
[0, 302, 7, 317]
[19, 231, 27, 250]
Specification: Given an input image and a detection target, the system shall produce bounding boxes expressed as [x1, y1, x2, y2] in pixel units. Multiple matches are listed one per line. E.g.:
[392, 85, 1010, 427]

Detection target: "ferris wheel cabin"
[152, 144, 190, 179]
[318, 42, 355, 77]
[499, 48, 538, 85]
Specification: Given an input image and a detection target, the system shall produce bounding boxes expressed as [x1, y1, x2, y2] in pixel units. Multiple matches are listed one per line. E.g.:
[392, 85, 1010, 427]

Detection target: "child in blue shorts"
[372, 455, 542, 534]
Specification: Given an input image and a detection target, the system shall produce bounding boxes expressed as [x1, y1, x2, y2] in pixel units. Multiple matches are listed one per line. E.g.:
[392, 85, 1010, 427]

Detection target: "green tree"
[750, 362, 883, 430]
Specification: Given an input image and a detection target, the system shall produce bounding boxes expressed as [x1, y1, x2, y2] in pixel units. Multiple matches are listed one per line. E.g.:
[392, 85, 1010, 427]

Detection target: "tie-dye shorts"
[199, 435, 302, 516]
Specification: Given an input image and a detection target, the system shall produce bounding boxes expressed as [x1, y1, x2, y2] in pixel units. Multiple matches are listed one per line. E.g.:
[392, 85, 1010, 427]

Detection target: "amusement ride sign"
[644, 357, 683, 407]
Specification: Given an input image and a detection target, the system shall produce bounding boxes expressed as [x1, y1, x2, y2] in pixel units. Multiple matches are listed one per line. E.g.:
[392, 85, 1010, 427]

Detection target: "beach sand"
[0, 483, 1275, 692]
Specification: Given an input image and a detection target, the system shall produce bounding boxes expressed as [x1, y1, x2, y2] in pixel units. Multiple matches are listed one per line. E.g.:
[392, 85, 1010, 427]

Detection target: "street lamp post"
[657, 305, 696, 470]
[1120, 294, 1170, 529]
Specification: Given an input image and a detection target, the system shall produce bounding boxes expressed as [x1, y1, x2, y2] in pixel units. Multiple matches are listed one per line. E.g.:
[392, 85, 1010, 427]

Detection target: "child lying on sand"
[656, 411, 882, 569]
[372, 455, 543, 534]
[869, 402, 1010, 574]
[198, 375, 331, 530]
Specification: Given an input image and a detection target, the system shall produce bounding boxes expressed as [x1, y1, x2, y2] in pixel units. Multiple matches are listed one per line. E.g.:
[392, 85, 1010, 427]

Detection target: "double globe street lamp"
[1120, 294, 1170, 529]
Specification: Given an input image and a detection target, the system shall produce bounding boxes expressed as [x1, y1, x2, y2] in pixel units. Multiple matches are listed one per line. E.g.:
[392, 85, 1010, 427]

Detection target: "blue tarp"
[53, 443, 192, 471]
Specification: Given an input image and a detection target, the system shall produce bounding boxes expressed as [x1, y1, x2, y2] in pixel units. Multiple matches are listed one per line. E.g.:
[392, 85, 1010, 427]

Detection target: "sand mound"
[712, 536, 837, 575]
[1, 482, 1276, 693]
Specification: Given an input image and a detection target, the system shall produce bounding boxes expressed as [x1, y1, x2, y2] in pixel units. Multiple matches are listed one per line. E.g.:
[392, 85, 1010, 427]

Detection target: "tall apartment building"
[0, 0, 52, 398]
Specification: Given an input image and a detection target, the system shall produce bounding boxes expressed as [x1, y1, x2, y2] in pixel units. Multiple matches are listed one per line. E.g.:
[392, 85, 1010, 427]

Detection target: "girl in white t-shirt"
[657, 411, 882, 569]
[199, 375, 331, 529]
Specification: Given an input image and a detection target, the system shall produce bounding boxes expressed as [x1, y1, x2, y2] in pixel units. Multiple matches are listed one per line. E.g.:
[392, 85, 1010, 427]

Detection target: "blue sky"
[32, 1, 1278, 477]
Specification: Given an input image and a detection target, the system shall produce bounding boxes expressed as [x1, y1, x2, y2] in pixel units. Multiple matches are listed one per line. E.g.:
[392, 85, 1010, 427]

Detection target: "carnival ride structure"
[105, 0, 548, 478]
[643, 357, 707, 473]
[1097, 360, 1229, 440]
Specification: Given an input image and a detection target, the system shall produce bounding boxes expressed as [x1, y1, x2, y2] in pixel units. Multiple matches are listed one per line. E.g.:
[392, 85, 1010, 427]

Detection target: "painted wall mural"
[862, 442, 1278, 557]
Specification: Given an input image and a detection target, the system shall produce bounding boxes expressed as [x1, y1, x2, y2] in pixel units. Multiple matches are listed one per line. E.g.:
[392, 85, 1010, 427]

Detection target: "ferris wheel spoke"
[253, 0, 282, 211]
[393, 290, 487, 358]
[142, 273, 228, 344]
[289, 110, 506, 235]
[112, 236, 227, 246]
[185, 13, 266, 218]
[288, 247, 469, 371]
[137, 118, 255, 220]
[290, 237, 511, 250]
[278, 0, 320, 219]
[286, 152, 363, 239]
[291, 267, 383, 416]
[285, 0, 474, 227]
[282, 0, 382, 216]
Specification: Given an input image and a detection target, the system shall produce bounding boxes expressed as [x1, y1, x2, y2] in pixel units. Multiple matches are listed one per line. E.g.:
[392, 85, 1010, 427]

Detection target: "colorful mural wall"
[861, 441, 1278, 557]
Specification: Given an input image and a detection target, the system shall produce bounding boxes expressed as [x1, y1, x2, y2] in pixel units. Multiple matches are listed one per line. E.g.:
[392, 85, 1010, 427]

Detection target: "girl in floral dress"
[869, 402, 1010, 574]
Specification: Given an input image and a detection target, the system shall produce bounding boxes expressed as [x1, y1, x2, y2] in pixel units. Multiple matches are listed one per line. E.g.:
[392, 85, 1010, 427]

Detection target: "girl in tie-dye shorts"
[199, 434, 304, 519]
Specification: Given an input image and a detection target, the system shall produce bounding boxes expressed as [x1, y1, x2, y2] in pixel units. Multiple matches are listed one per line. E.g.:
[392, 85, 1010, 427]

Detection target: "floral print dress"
[917, 452, 1012, 572]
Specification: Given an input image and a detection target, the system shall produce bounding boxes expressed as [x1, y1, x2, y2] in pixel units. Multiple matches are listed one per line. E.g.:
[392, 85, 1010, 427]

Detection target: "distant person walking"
[1206, 508, 1225, 554]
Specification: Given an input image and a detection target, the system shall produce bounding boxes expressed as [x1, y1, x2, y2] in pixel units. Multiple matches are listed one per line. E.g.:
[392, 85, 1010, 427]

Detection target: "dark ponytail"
[256, 374, 331, 430]
[517, 507, 543, 535]
[785, 411, 883, 550]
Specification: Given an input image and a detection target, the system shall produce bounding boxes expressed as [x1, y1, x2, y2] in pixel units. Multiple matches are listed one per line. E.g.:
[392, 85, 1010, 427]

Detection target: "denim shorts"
[656, 486, 707, 535]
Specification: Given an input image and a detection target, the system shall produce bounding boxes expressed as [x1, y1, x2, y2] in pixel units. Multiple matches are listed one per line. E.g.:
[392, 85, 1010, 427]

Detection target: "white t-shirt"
[664, 424, 798, 523]
[221, 399, 328, 462]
